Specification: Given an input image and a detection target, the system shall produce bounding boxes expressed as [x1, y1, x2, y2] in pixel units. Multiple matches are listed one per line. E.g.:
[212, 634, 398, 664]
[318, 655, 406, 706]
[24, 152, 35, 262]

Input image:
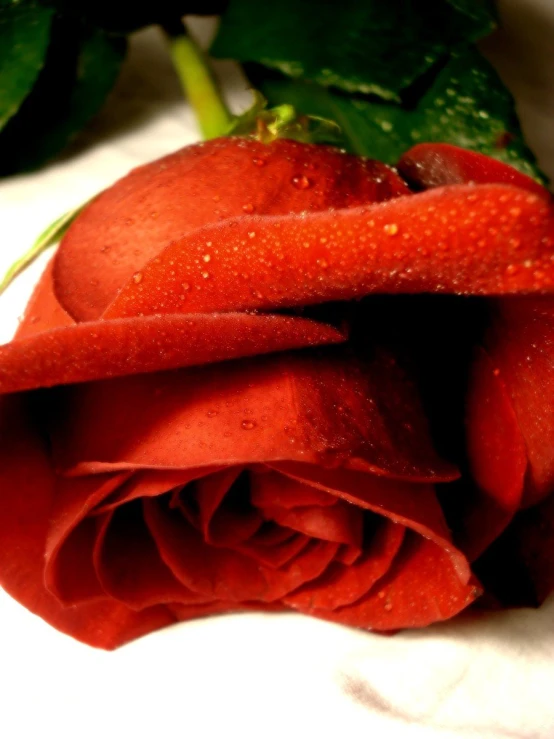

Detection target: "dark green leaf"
[250, 46, 544, 181]
[38, 1, 228, 33]
[213, 0, 497, 101]
[0, 1, 53, 131]
[0, 16, 126, 176]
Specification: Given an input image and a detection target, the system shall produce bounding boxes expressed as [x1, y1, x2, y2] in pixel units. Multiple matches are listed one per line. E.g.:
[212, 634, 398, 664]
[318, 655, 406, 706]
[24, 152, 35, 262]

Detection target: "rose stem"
[162, 18, 233, 140]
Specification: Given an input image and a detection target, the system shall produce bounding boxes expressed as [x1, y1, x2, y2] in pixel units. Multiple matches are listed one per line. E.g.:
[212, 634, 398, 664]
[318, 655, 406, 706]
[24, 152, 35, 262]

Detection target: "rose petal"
[462, 346, 527, 559]
[252, 470, 363, 547]
[143, 496, 339, 602]
[270, 462, 470, 583]
[311, 532, 480, 630]
[93, 502, 214, 610]
[49, 348, 455, 483]
[53, 138, 409, 321]
[195, 469, 264, 546]
[285, 518, 405, 610]
[483, 298, 554, 505]
[0, 396, 174, 649]
[104, 184, 554, 321]
[236, 526, 311, 569]
[0, 313, 345, 394]
[15, 260, 74, 340]
[398, 143, 550, 200]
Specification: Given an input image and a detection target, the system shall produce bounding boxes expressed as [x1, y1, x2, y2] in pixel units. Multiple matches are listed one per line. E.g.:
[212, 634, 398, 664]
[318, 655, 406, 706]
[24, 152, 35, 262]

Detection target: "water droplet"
[509, 207, 522, 218]
[248, 232, 256, 239]
[384, 223, 399, 236]
[207, 410, 218, 418]
[241, 420, 257, 430]
[203, 254, 211, 263]
[317, 258, 329, 269]
[100, 245, 111, 253]
[133, 272, 143, 284]
[212, 194, 221, 202]
[291, 175, 312, 190]
[242, 203, 255, 213]
[253, 158, 266, 167]
[201, 271, 210, 279]
[182, 282, 191, 291]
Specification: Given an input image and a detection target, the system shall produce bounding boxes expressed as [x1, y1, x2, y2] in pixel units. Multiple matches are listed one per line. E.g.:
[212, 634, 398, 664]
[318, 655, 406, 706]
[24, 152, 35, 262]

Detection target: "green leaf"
[213, 0, 497, 101]
[250, 46, 544, 182]
[0, 1, 53, 131]
[38, 1, 228, 33]
[0, 16, 126, 175]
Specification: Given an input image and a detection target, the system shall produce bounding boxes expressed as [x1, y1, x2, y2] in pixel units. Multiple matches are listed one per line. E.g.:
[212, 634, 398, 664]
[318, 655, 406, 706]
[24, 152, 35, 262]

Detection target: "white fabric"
[1, 6, 554, 737]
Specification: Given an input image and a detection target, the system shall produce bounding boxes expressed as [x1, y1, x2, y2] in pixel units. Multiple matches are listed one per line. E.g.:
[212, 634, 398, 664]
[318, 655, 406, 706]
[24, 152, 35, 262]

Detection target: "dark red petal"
[484, 298, 554, 505]
[15, 260, 74, 340]
[144, 496, 270, 600]
[54, 138, 408, 321]
[0, 396, 174, 649]
[312, 532, 480, 630]
[143, 496, 338, 602]
[95, 468, 216, 513]
[93, 504, 213, 610]
[236, 527, 311, 569]
[462, 346, 527, 559]
[44, 472, 130, 603]
[50, 349, 454, 483]
[398, 144, 550, 200]
[285, 519, 405, 610]
[270, 462, 471, 583]
[195, 469, 263, 546]
[261, 502, 363, 547]
[505, 494, 554, 603]
[250, 469, 338, 508]
[104, 184, 554, 321]
[0, 313, 344, 394]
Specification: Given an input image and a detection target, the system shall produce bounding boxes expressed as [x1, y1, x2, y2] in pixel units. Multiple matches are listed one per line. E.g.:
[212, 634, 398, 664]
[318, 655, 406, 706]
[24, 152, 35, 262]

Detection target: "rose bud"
[0, 138, 552, 648]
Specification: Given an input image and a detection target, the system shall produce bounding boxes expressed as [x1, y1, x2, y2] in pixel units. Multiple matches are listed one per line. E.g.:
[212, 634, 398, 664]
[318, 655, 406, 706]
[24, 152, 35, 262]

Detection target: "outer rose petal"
[45, 469, 210, 602]
[0, 313, 345, 394]
[54, 137, 409, 321]
[398, 143, 550, 200]
[104, 184, 554, 321]
[310, 533, 480, 630]
[462, 346, 527, 560]
[15, 260, 74, 339]
[483, 298, 554, 505]
[48, 348, 456, 483]
[0, 396, 175, 649]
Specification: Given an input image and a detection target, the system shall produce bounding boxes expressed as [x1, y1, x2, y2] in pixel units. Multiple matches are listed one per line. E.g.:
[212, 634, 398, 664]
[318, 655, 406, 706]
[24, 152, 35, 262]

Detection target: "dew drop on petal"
[201, 271, 210, 279]
[203, 254, 211, 263]
[291, 175, 312, 190]
[242, 203, 255, 213]
[133, 272, 143, 284]
[241, 420, 257, 430]
[384, 223, 399, 236]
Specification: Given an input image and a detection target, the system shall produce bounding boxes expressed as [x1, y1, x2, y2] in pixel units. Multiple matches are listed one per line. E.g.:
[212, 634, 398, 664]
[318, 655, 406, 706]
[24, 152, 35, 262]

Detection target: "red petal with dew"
[104, 185, 554, 321]
[54, 138, 408, 321]
[48, 348, 455, 483]
[0, 313, 344, 394]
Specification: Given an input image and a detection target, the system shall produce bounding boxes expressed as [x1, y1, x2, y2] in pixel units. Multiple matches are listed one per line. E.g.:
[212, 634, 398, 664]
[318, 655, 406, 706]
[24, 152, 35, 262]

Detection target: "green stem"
[163, 20, 233, 140]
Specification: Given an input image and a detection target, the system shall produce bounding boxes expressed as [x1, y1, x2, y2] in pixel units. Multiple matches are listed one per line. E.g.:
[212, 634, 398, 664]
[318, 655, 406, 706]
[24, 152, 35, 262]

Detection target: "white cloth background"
[1, 4, 554, 737]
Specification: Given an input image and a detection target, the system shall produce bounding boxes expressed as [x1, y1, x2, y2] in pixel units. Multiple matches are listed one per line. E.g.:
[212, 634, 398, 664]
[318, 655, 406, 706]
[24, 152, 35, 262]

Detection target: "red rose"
[0, 138, 553, 649]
